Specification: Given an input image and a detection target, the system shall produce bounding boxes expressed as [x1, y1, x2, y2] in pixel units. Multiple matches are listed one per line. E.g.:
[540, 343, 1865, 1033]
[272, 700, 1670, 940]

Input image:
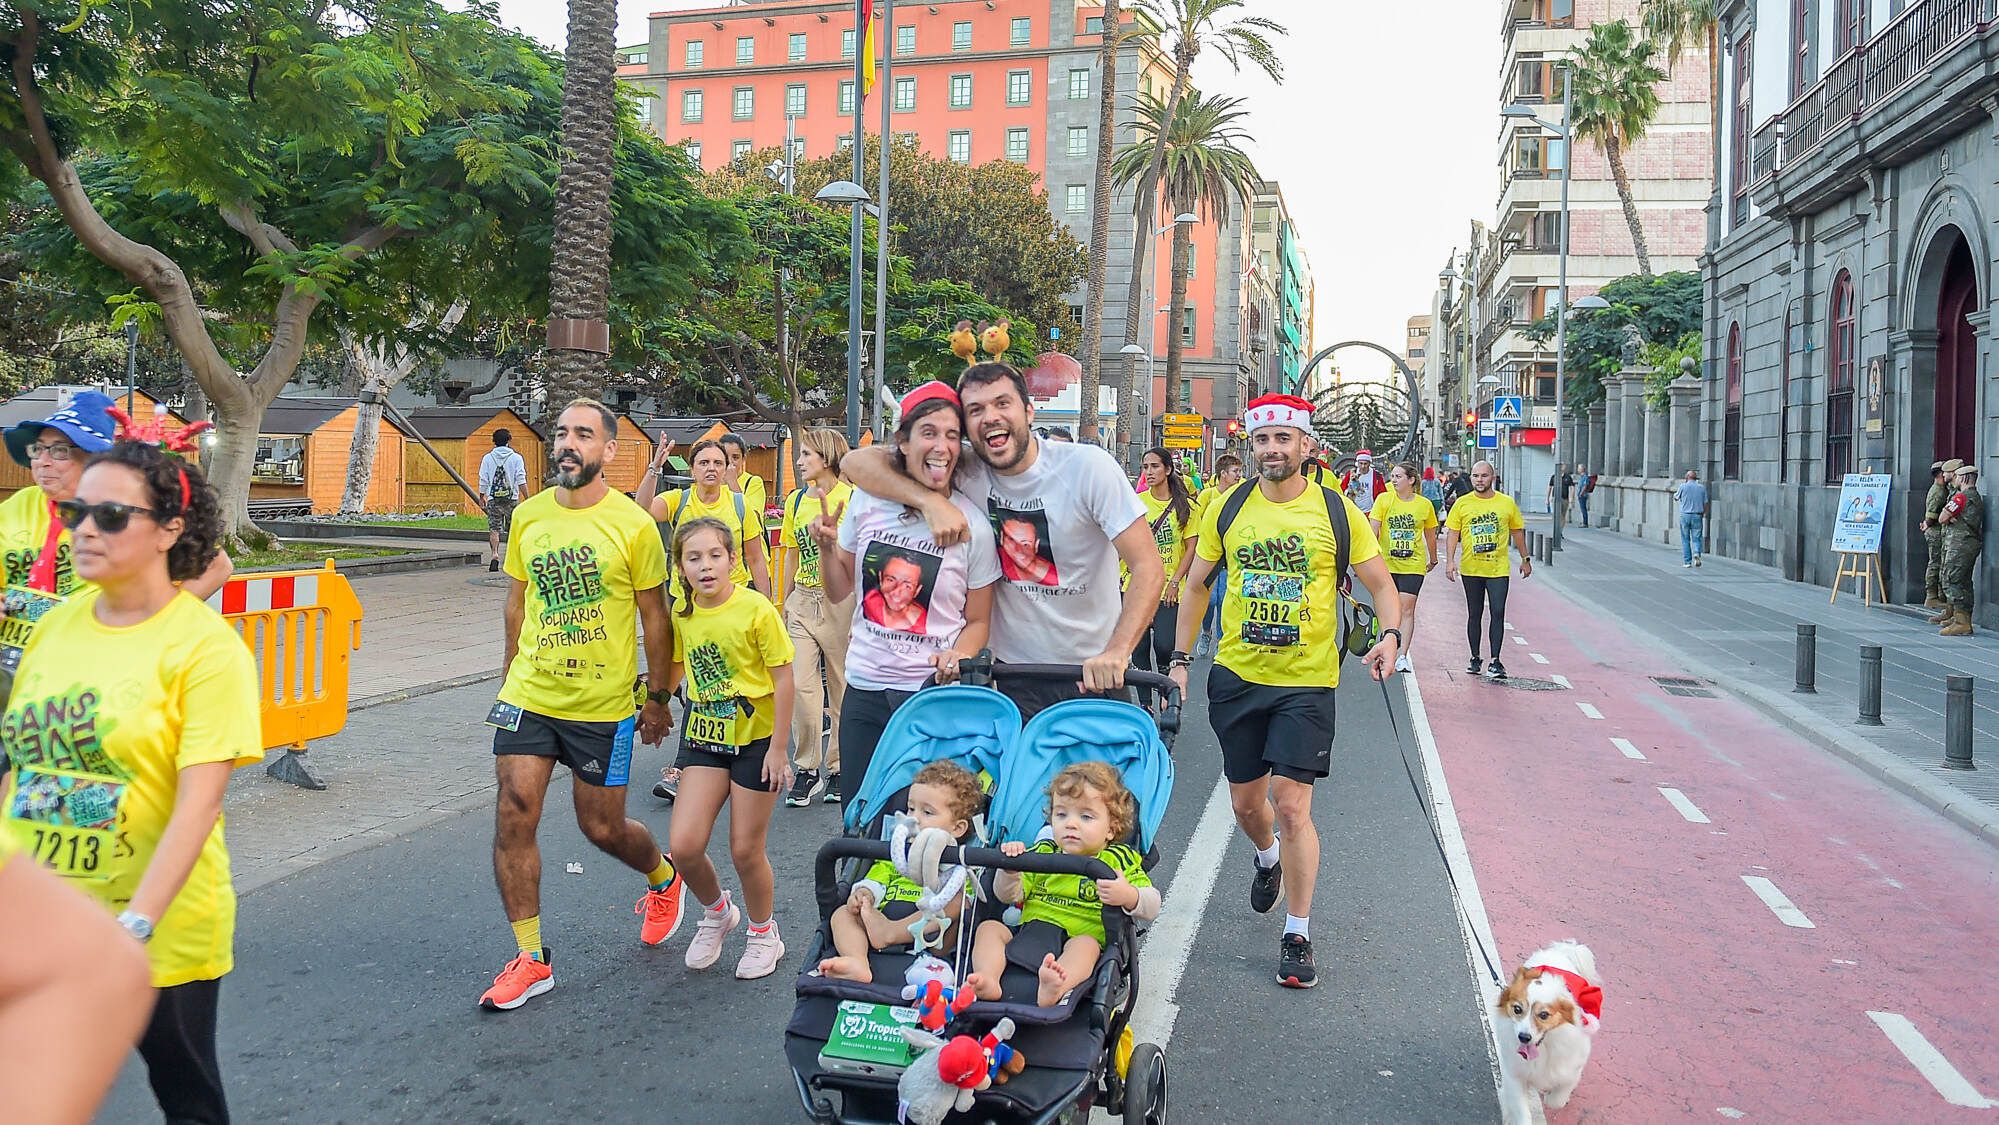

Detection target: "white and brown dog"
[1496, 940, 1602, 1123]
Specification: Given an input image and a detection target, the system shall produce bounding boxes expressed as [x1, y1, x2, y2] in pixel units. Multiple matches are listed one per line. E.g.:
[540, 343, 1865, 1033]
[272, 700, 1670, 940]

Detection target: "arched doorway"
[1935, 235, 1978, 461]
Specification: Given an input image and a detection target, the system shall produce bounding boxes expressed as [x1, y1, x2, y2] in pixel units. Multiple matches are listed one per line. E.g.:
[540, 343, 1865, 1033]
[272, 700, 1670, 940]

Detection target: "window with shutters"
[1826, 270, 1855, 481]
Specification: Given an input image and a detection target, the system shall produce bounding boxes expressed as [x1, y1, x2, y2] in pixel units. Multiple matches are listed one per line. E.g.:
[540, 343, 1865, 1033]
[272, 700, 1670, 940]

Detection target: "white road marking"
[1717, 1110, 1747, 1120]
[1530, 652, 1550, 664]
[1128, 776, 1234, 1052]
[1551, 674, 1572, 689]
[1512, 635, 1528, 646]
[1576, 701, 1603, 719]
[1658, 787, 1711, 824]
[1505, 621, 1514, 630]
[1866, 1011, 1999, 1109]
[1611, 737, 1647, 761]
[1741, 875, 1815, 929]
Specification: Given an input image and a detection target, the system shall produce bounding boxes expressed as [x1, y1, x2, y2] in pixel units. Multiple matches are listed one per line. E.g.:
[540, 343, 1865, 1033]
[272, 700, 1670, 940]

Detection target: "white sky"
[484, 1, 1496, 384]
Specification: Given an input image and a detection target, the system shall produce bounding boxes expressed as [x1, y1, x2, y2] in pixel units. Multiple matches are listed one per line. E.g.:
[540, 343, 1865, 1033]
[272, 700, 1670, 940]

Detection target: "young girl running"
[966, 763, 1159, 1007]
[1368, 461, 1439, 674]
[815, 760, 983, 983]
[662, 517, 797, 979]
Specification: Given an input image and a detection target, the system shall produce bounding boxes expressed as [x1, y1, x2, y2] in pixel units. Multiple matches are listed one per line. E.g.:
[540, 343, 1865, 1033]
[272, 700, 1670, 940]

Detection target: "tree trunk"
[1605, 135, 1653, 276]
[542, 0, 619, 405]
[1114, 48, 1195, 460]
[337, 302, 467, 515]
[1165, 213, 1191, 413]
[1077, 0, 1122, 444]
[341, 395, 383, 516]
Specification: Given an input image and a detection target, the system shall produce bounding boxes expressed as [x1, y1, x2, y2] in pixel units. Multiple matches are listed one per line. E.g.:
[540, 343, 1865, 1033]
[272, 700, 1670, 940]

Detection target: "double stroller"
[785, 659, 1179, 1124]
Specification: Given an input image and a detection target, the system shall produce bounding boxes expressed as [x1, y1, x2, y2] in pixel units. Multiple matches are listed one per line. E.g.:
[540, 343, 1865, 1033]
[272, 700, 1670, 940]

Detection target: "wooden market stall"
[400, 405, 544, 515]
[254, 396, 407, 514]
[597, 413, 656, 495]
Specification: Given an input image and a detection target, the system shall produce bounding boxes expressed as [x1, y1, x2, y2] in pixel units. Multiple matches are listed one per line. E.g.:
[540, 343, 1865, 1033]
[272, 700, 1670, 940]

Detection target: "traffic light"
[1462, 409, 1477, 428]
[1225, 419, 1243, 438]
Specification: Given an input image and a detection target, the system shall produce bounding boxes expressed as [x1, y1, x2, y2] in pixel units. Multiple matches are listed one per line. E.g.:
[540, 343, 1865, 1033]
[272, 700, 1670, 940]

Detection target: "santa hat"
[1355, 449, 1374, 461]
[1243, 393, 1313, 436]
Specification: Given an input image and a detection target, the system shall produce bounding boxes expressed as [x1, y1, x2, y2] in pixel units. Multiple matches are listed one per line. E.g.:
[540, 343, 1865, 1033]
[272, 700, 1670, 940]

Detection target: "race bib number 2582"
[1236, 570, 1302, 648]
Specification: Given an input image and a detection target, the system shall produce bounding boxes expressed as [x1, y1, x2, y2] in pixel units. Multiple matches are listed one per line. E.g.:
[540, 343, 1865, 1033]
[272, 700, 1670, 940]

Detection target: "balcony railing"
[1758, 0, 1994, 180]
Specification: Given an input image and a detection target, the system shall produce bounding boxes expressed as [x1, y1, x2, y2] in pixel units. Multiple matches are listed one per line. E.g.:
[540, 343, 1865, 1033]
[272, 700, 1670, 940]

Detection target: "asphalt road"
[100, 664, 1497, 1123]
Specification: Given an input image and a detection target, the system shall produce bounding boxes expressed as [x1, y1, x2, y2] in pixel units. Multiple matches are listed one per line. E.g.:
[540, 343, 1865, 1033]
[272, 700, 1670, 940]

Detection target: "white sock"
[1285, 914, 1309, 939]
[748, 916, 774, 933]
[701, 892, 728, 914]
[1254, 840, 1280, 869]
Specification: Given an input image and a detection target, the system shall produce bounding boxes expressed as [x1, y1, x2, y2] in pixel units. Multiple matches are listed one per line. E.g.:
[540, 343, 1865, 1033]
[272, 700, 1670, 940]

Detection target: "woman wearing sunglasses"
[1, 440, 262, 1123]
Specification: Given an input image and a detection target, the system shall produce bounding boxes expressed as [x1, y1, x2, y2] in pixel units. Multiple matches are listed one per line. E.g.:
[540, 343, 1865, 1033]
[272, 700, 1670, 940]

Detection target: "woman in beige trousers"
[779, 428, 855, 807]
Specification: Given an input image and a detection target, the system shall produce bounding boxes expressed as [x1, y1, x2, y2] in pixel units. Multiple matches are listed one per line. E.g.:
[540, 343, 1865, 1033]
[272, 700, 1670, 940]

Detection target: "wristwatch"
[1168, 649, 1192, 669]
[1378, 628, 1404, 648]
[116, 910, 154, 943]
[646, 687, 673, 706]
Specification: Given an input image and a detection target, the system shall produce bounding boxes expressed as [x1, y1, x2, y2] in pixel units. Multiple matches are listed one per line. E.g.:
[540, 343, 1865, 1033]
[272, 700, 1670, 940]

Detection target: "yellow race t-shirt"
[1371, 492, 1439, 575]
[502, 490, 670, 723]
[672, 585, 796, 747]
[1, 590, 262, 987]
[1446, 492, 1525, 579]
[779, 481, 854, 591]
[662, 486, 763, 600]
[1123, 491, 1194, 596]
[736, 472, 769, 524]
[0, 486, 83, 595]
[1195, 481, 1380, 689]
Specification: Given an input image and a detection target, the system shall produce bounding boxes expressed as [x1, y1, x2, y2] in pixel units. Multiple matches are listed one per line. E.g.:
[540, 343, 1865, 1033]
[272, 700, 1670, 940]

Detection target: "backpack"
[662, 488, 748, 556]
[1207, 479, 1374, 660]
[488, 451, 517, 500]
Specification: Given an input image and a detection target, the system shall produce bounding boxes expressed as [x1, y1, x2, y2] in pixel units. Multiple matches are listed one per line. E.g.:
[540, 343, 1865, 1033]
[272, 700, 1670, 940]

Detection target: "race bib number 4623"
[684, 700, 740, 753]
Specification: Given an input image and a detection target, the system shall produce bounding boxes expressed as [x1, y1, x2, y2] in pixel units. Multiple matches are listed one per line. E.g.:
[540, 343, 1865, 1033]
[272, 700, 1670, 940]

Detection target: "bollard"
[1794, 623, 1817, 694]
[1857, 645, 1883, 725]
[1943, 676, 1975, 770]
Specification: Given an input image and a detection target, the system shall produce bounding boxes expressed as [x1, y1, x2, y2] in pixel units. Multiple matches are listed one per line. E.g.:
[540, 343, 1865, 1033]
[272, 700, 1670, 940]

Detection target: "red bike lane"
[1410, 576, 1999, 1122]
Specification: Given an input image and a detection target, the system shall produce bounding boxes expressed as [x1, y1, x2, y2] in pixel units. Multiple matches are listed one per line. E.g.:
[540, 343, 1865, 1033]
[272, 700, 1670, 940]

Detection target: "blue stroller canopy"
[841, 685, 1022, 835]
[985, 698, 1174, 853]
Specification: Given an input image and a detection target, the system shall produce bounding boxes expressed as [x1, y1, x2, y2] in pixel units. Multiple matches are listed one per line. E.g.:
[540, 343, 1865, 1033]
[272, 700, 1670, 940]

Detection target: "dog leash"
[1376, 669, 1505, 987]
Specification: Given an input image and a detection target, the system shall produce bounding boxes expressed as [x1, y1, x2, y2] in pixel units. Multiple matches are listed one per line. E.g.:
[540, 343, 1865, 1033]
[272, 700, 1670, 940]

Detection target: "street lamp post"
[817, 179, 874, 443]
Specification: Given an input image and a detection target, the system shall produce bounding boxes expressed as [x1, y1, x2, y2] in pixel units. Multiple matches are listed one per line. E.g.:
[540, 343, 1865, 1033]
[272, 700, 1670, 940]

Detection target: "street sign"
[1162, 424, 1205, 439]
[1477, 420, 1499, 449]
[1163, 435, 1203, 450]
[1163, 413, 1204, 427]
[1492, 395, 1524, 426]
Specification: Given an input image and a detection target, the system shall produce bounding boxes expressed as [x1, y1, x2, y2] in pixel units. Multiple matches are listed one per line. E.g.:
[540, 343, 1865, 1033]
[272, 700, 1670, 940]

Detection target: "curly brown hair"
[85, 442, 223, 583]
[911, 761, 983, 839]
[1047, 761, 1135, 843]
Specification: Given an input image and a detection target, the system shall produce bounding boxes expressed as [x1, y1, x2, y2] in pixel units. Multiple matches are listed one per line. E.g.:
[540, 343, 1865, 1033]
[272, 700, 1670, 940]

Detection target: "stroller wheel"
[1123, 1043, 1166, 1124]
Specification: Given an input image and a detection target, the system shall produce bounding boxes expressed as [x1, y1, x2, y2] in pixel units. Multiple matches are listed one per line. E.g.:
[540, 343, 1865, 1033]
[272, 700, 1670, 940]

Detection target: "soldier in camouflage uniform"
[1938, 462, 1984, 637]
[1921, 460, 1951, 618]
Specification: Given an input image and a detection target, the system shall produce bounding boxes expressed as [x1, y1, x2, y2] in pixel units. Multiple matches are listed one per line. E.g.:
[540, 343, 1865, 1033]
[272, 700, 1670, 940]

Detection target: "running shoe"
[1694, 555, 1702, 568]
[822, 773, 842, 805]
[1487, 660, 1508, 682]
[636, 878, 685, 946]
[736, 921, 786, 980]
[1394, 654, 1414, 674]
[686, 895, 742, 970]
[489, 558, 500, 573]
[478, 949, 553, 1011]
[1249, 858, 1283, 915]
[652, 767, 680, 803]
[1466, 657, 1483, 676]
[786, 768, 820, 808]
[1278, 933, 1318, 989]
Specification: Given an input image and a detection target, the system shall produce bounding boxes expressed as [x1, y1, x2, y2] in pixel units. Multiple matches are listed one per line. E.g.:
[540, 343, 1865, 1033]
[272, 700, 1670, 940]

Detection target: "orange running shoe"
[479, 949, 553, 1011]
[637, 878, 686, 947]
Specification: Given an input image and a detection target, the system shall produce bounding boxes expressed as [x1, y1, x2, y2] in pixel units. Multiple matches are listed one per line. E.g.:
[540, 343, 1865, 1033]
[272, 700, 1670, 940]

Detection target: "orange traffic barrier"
[206, 561, 364, 751]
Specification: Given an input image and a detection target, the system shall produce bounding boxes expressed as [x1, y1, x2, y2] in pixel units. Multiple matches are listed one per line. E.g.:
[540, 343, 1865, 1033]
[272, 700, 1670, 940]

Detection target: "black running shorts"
[1391, 571, 1425, 596]
[676, 735, 779, 792]
[493, 709, 635, 788]
[1205, 664, 1337, 785]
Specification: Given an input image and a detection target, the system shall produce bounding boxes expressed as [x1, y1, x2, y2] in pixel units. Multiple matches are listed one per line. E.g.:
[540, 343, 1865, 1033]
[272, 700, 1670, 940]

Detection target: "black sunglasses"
[55, 499, 160, 534]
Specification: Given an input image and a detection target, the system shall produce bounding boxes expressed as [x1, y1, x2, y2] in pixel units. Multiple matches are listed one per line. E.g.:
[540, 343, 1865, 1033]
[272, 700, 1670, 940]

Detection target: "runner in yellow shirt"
[1193, 453, 1243, 656]
[719, 432, 770, 522]
[1133, 447, 1197, 701]
[2, 439, 261, 1122]
[1368, 461, 1440, 674]
[1443, 459, 1531, 681]
[639, 438, 772, 603]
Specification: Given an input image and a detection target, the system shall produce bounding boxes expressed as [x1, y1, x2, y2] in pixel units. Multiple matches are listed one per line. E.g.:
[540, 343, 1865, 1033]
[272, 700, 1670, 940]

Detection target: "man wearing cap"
[1936, 460, 1984, 636]
[1339, 450, 1386, 514]
[0, 391, 231, 599]
[1168, 393, 1402, 990]
[1921, 459, 1954, 616]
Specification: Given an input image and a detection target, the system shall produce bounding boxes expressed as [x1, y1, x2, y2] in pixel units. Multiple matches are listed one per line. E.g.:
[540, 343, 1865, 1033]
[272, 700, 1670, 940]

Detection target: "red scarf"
[1528, 964, 1603, 1023]
[26, 497, 65, 593]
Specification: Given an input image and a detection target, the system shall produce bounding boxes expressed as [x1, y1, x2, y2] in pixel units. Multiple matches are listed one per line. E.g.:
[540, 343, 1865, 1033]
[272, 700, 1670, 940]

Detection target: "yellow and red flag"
[859, 0, 878, 99]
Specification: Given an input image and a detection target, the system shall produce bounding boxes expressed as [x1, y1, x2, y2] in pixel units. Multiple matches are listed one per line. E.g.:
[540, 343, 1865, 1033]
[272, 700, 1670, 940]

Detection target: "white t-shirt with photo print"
[837, 488, 1001, 692]
[957, 439, 1147, 665]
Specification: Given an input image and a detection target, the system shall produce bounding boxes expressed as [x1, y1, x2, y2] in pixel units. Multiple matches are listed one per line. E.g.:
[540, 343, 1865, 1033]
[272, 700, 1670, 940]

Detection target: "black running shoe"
[1278, 933, 1317, 989]
[785, 768, 820, 808]
[822, 773, 842, 804]
[1487, 660, 1508, 682]
[489, 558, 500, 573]
[1250, 859, 1282, 914]
[1466, 657, 1483, 676]
[651, 769, 679, 803]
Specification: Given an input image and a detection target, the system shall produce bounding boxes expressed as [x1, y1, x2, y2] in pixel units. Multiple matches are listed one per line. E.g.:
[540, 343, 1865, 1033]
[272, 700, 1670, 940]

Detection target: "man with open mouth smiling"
[844, 362, 1161, 717]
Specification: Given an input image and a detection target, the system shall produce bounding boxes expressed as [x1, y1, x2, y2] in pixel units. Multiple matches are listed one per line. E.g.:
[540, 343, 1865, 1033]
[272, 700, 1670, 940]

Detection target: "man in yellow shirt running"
[1443, 459, 1531, 681]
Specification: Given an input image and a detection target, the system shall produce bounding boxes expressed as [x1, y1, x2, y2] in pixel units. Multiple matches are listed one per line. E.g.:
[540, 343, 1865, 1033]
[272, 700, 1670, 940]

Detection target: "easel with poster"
[1829, 472, 1891, 605]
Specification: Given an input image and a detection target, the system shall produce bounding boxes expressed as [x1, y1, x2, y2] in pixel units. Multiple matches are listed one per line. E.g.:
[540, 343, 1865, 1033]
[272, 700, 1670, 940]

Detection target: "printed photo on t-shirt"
[860, 541, 941, 634]
[990, 503, 1059, 587]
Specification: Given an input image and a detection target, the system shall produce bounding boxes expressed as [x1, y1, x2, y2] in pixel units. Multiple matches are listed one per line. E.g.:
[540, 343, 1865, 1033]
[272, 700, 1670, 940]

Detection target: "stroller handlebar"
[957, 657, 1182, 737]
[814, 838, 1116, 920]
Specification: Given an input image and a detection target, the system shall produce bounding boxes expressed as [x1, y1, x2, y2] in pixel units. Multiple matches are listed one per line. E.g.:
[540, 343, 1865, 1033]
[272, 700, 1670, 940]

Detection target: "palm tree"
[1077, 0, 1123, 445]
[1569, 20, 1666, 277]
[1112, 0, 1284, 447]
[542, 0, 619, 407]
[1112, 91, 1259, 413]
[1640, 0, 1718, 213]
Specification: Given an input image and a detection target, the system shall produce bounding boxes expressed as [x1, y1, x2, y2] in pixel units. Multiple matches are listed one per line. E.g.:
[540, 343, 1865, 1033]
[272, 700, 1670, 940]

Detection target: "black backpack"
[1207, 480, 1375, 659]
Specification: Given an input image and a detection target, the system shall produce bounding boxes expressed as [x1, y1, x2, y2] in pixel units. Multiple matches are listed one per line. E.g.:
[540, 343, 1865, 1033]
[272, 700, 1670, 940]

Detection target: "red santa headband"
[1243, 393, 1313, 435]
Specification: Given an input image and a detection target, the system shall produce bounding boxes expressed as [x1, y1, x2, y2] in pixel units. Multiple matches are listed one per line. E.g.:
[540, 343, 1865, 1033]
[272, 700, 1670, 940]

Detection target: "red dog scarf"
[1528, 964, 1603, 1023]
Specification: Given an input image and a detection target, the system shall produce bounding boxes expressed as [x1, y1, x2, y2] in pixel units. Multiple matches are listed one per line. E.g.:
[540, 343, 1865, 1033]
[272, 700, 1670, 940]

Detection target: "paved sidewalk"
[1531, 521, 1999, 834]
[344, 565, 510, 701]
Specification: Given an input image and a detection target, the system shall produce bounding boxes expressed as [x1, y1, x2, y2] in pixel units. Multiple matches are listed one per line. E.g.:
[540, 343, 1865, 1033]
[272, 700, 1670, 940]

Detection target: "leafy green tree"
[1569, 20, 1667, 276]
[1525, 270, 1702, 409]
